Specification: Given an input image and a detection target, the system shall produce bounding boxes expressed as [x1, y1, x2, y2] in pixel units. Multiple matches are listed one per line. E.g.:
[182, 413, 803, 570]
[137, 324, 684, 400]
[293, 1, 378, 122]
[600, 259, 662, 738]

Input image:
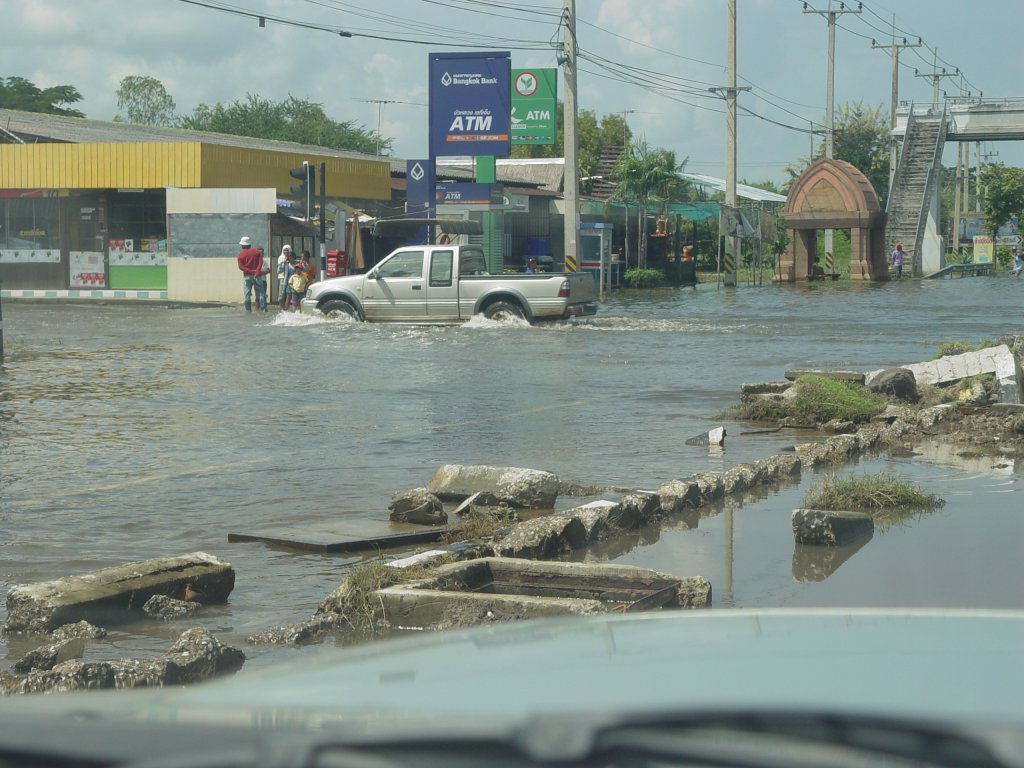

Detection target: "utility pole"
[952, 141, 963, 254]
[914, 53, 958, 112]
[872, 24, 921, 185]
[358, 99, 395, 156]
[561, 0, 580, 272]
[804, 1, 861, 258]
[980, 147, 999, 213]
[707, 1, 750, 287]
[620, 109, 637, 149]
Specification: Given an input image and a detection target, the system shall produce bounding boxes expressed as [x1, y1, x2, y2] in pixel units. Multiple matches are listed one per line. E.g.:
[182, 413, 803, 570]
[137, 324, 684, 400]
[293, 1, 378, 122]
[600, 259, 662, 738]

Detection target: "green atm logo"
[511, 68, 557, 146]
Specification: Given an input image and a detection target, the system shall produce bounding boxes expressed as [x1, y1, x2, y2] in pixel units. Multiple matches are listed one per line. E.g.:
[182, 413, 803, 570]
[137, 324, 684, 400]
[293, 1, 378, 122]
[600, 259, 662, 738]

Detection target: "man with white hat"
[237, 235, 267, 312]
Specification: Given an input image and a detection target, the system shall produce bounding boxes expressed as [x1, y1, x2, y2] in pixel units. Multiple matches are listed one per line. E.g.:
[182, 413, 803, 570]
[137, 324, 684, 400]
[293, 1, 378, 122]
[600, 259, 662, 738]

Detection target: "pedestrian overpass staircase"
[888, 99, 1024, 277]
[886, 109, 946, 277]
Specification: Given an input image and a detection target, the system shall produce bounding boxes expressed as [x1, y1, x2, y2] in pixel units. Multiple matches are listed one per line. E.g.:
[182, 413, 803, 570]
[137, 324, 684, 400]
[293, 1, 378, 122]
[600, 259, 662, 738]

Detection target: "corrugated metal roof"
[0, 108, 383, 162]
[680, 172, 788, 203]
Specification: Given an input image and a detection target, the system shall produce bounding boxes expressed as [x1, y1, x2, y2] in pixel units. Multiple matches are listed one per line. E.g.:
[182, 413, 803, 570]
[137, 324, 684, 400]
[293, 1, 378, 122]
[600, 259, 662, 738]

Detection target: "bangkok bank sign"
[429, 51, 511, 157]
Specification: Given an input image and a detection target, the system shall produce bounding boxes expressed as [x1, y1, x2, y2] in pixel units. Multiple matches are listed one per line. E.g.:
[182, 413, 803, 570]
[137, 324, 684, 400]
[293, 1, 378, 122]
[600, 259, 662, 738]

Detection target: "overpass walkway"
[887, 100, 1024, 276]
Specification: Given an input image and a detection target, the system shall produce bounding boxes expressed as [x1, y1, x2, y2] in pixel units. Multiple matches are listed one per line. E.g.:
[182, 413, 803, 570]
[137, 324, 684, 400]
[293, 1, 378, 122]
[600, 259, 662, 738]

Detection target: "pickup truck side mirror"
[367, 269, 379, 279]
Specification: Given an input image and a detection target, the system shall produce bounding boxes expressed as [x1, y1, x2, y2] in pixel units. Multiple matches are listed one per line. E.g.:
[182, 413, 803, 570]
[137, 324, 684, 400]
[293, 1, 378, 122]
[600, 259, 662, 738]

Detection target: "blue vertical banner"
[406, 159, 433, 214]
[429, 51, 511, 158]
[405, 159, 433, 244]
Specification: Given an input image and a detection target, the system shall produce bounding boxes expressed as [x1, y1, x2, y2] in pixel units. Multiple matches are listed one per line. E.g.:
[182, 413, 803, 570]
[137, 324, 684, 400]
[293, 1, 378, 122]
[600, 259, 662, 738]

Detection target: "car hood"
[4, 608, 1023, 728]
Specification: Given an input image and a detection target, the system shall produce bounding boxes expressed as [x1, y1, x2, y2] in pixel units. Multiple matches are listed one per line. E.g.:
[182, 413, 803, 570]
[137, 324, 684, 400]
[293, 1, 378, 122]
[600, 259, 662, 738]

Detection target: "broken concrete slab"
[866, 344, 1021, 403]
[143, 594, 201, 622]
[792, 508, 874, 547]
[3, 552, 235, 634]
[7, 628, 245, 693]
[427, 464, 559, 509]
[376, 558, 701, 631]
[492, 514, 587, 559]
[753, 454, 802, 482]
[740, 380, 792, 399]
[13, 636, 85, 674]
[228, 518, 455, 553]
[785, 369, 867, 384]
[685, 426, 726, 446]
[388, 488, 448, 525]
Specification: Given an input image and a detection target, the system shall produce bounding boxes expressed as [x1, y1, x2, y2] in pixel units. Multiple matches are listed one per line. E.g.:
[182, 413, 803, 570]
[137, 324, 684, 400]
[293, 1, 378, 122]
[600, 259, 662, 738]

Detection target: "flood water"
[2, 276, 1023, 670]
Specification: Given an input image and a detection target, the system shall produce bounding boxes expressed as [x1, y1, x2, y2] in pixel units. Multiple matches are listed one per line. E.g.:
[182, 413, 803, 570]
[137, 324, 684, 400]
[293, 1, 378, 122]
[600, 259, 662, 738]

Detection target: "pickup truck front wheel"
[321, 299, 361, 321]
[483, 300, 526, 322]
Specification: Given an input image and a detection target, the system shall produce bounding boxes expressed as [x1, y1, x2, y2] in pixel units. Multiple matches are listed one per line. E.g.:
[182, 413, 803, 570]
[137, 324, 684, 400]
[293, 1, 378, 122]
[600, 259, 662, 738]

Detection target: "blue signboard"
[435, 182, 504, 206]
[406, 159, 433, 215]
[429, 51, 511, 158]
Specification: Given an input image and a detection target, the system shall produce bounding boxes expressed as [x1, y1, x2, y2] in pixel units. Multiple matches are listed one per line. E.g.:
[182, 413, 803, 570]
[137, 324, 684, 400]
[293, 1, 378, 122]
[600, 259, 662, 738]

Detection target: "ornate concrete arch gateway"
[780, 158, 887, 281]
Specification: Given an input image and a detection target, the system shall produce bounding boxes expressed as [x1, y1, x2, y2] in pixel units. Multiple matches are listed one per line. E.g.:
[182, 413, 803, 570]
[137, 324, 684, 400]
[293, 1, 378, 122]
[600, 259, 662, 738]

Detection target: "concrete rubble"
[375, 558, 711, 631]
[867, 367, 920, 402]
[3, 552, 234, 634]
[792, 508, 875, 547]
[143, 594, 202, 622]
[428, 464, 559, 509]
[1, 627, 244, 694]
[866, 344, 1021, 403]
[388, 487, 448, 525]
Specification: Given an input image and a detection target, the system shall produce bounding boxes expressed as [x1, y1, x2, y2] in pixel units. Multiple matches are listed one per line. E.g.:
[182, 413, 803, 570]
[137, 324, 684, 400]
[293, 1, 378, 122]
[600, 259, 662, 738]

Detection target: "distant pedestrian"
[525, 257, 537, 273]
[237, 236, 267, 312]
[287, 249, 316, 310]
[890, 243, 905, 279]
[810, 255, 825, 280]
[277, 244, 294, 308]
[1012, 251, 1023, 278]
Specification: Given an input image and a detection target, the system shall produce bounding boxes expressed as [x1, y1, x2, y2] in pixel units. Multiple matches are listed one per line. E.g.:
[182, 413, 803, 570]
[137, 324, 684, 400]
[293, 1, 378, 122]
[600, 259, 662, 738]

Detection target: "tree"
[610, 138, 688, 268]
[179, 94, 387, 155]
[115, 76, 177, 126]
[832, 101, 889, 205]
[784, 100, 889, 205]
[978, 163, 1024, 238]
[0, 76, 84, 117]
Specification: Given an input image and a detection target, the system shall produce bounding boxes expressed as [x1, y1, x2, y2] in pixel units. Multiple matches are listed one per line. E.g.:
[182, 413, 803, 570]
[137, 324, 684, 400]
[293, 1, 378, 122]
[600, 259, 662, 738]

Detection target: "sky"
[2, 0, 1022, 186]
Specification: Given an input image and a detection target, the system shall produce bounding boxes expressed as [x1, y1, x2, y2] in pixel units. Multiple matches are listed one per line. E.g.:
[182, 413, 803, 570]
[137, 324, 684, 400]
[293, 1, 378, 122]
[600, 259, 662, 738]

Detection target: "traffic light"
[289, 161, 315, 220]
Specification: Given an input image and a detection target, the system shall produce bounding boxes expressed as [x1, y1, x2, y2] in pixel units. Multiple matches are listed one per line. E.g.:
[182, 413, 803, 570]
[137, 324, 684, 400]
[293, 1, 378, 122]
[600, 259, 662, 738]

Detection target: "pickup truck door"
[361, 249, 427, 320]
[425, 249, 460, 320]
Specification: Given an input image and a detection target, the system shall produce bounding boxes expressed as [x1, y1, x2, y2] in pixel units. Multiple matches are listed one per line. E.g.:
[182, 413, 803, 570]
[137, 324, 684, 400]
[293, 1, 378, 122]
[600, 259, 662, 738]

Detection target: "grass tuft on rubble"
[805, 471, 945, 529]
[329, 558, 441, 633]
[724, 374, 887, 425]
[442, 507, 518, 543]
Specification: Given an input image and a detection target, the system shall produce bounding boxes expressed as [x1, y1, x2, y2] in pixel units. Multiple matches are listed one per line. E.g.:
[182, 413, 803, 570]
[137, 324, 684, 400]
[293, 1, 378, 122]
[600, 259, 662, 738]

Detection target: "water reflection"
[792, 533, 874, 582]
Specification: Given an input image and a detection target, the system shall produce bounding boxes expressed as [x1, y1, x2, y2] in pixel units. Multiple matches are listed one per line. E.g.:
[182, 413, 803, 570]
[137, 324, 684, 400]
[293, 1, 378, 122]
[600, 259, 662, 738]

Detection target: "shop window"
[1, 197, 60, 250]
[108, 192, 166, 246]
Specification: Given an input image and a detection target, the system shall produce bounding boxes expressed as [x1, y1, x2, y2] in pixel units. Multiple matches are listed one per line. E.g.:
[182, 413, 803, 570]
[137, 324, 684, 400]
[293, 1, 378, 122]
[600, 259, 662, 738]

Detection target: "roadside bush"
[623, 268, 666, 288]
[724, 374, 887, 425]
[805, 471, 945, 529]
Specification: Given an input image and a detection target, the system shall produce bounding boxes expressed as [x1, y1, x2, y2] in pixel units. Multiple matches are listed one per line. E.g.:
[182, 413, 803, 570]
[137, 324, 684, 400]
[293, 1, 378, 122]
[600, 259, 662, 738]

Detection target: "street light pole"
[804, 2, 861, 257]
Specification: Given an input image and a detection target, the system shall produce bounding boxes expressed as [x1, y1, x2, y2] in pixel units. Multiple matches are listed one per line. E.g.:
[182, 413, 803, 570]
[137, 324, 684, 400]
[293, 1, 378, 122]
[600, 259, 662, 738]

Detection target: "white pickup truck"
[300, 244, 598, 324]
